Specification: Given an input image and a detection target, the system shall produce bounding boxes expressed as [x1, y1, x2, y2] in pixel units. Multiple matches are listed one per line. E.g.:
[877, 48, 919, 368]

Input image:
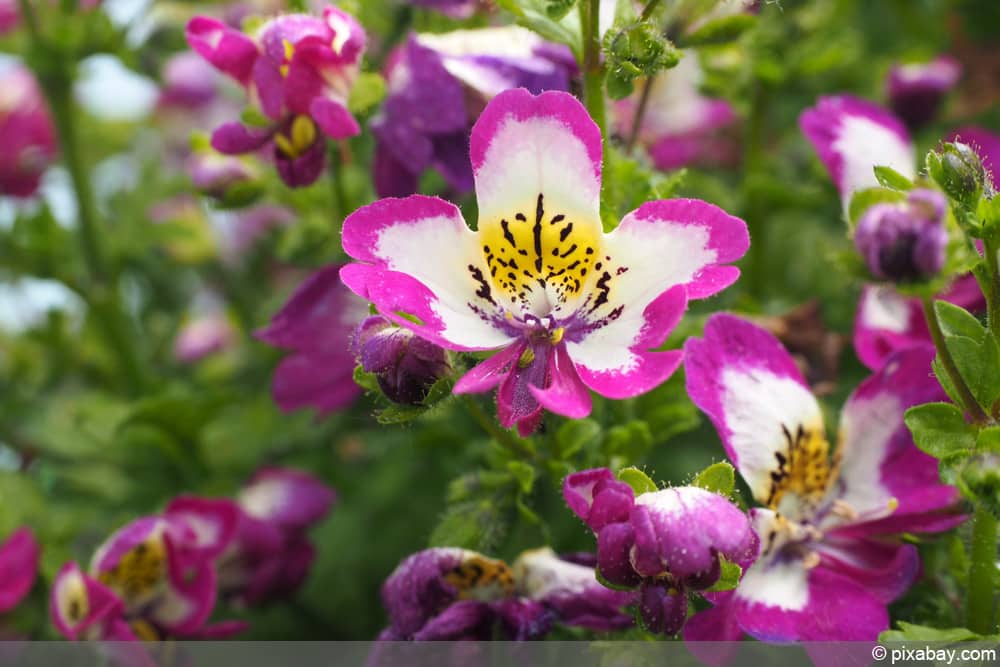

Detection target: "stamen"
[801, 551, 821, 570]
[518, 347, 535, 369]
[831, 499, 859, 521]
[549, 327, 564, 345]
[274, 133, 296, 158]
[290, 115, 316, 152]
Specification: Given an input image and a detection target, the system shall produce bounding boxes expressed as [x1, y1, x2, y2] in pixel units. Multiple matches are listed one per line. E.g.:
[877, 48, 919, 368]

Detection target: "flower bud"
[960, 452, 1000, 517]
[853, 188, 948, 283]
[352, 316, 450, 405]
[186, 147, 260, 206]
[927, 141, 987, 207]
[638, 581, 688, 635]
[887, 57, 961, 130]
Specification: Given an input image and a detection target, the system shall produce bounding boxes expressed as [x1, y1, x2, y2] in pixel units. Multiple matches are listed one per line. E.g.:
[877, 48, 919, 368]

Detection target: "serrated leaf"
[617, 466, 657, 495]
[706, 557, 741, 592]
[873, 165, 914, 191]
[904, 402, 976, 459]
[495, 0, 582, 57]
[693, 462, 736, 496]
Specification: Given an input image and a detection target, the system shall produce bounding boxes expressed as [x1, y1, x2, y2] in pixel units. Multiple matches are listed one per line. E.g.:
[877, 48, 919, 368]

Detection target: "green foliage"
[617, 466, 658, 495]
[905, 403, 976, 459]
[692, 461, 736, 497]
[932, 301, 1000, 413]
[679, 13, 757, 47]
[706, 557, 742, 592]
[604, 21, 680, 100]
[495, 0, 582, 57]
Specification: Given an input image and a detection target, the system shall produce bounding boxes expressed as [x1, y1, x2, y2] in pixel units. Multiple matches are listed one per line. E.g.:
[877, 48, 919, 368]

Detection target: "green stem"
[463, 395, 533, 459]
[626, 78, 653, 155]
[922, 296, 990, 424]
[328, 141, 348, 224]
[20, 0, 146, 393]
[967, 505, 997, 634]
[984, 237, 1000, 340]
[580, 0, 607, 155]
[743, 83, 768, 298]
[639, 0, 664, 21]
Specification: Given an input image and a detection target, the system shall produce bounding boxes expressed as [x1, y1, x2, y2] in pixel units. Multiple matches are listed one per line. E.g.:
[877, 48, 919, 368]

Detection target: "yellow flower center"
[274, 115, 318, 159]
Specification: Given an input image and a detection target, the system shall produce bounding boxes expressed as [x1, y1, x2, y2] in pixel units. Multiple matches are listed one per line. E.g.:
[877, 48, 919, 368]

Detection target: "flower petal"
[529, 343, 592, 418]
[270, 351, 361, 415]
[683, 593, 744, 666]
[186, 17, 258, 86]
[832, 345, 959, 526]
[684, 314, 826, 509]
[380, 547, 470, 638]
[799, 95, 915, 208]
[817, 538, 919, 604]
[342, 195, 514, 351]
[237, 467, 336, 531]
[0, 528, 39, 613]
[50, 562, 125, 641]
[453, 343, 523, 394]
[562, 468, 635, 532]
[211, 121, 273, 155]
[310, 97, 361, 139]
[164, 496, 241, 563]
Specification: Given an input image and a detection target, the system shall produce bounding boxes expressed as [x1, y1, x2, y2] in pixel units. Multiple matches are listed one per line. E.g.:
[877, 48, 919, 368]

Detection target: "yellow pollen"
[282, 39, 295, 61]
[887, 497, 899, 513]
[518, 347, 535, 369]
[549, 327, 565, 345]
[290, 115, 317, 151]
[131, 619, 159, 642]
[505, 311, 515, 321]
[274, 133, 296, 158]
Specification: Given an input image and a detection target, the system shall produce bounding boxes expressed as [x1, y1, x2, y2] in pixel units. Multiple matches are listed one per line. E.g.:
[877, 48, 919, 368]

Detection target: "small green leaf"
[352, 364, 380, 393]
[348, 71, 386, 115]
[544, 0, 576, 19]
[240, 106, 272, 128]
[879, 621, 980, 643]
[506, 461, 536, 494]
[706, 558, 742, 592]
[428, 500, 509, 552]
[617, 466, 658, 495]
[904, 402, 976, 458]
[555, 418, 601, 459]
[693, 462, 736, 497]
[934, 300, 986, 340]
[873, 165, 914, 191]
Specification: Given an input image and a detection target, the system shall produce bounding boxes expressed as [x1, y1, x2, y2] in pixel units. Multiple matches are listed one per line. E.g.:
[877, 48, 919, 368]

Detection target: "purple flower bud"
[638, 581, 688, 635]
[186, 149, 256, 200]
[159, 52, 220, 110]
[854, 188, 948, 283]
[352, 316, 450, 405]
[887, 56, 961, 130]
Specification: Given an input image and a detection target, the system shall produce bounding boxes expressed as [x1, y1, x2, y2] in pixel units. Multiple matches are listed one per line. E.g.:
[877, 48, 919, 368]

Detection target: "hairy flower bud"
[927, 141, 988, 206]
[853, 188, 948, 283]
[960, 453, 1000, 517]
[352, 316, 450, 405]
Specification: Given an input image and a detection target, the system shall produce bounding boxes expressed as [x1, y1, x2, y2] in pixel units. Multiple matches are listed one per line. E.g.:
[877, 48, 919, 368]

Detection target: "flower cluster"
[187, 5, 366, 187]
[377, 546, 634, 640]
[51, 467, 334, 640]
[372, 27, 576, 197]
[681, 314, 961, 646]
[564, 469, 754, 635]
[343, 88, 748, 434]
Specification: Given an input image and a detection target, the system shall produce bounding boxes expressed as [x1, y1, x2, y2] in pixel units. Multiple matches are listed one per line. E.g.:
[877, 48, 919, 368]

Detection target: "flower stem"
[580, 0, 607, 153]
[967, 505, 997, 634]
[626, 79, 653, 155]
[983, 237, 1000, 341]
[19, 0, 147, 393]
[463, 395, 533, 459]
[328, 141, 348, 224]
[639, 0, 664, 21]
[922, 296, 989, 424]
[742, 82, 768, 298]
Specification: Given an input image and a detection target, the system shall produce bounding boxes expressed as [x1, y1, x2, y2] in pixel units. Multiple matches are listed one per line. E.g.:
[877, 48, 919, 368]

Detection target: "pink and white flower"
[0, 66, 56, 198]
[682, 314, 962, 644]
[51, 498, 243, 641]
[341, 89, 749, 435]
[186, 5, 366, 187]
[614, 54, 738, 171]
[887, 56, 961, 130]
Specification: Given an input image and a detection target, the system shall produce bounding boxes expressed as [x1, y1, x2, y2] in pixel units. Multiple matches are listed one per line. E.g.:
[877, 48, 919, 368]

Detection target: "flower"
[0, 66, 56, 198]
[173, 313, 236, 363]
[563, 468, 754, 635]
[0, 528, 39, 613]
[186, 5, 366, 187]
[853, 278, 984, 371]
[51, 497, 243, 641]
[681, 314, 963, 643]
[377, 546, 634, 640]
[887, 56, 961, 130]
[186, 147, 257, 202]
[342, 89, 749, 435]
[853, 188, 948, 282]
[217, 204, 296, 265]
[352, 315, 451, 405]
[613, 54, 738, 171]
[372, 27, 576, 198]
[158, 52, 221, 111]
[799, 95, 915, 211]
[218, 467, 336, 604]
[256, 264, 369, 416]
[0, 0, 17, 34]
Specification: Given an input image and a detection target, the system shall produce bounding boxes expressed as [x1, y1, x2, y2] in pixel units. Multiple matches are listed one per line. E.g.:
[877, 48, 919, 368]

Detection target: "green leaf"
[879, 621, 980, 643]
[903, 402, 976, 458]
[873, 165, 914, 191]
[555, 418, 601, 459]
[348, 72, 386, 115]
[680, 13, 757, 47]
[934, 300, 986, 340]
[240, 106, 272, 128]
[495, 0, 582, 57]
[428, 500, 509, 552]
[706, 557, 742, 592]
[616, 466, 657, 495]
[506, 461, 536, 494]
[847, 187, 904, 228]
[544, 0, 576, 20]
[693, 462, 736, 497]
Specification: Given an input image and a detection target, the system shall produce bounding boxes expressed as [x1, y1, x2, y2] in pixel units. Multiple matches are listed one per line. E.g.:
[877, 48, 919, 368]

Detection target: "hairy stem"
[463, 395, 533, 459]
[626, 79, 653, 155]
[984, 237, 1000, 340]
[967, 505, 997, 634]
[581, 0, 607, 157]
[922, 296, 989, 424]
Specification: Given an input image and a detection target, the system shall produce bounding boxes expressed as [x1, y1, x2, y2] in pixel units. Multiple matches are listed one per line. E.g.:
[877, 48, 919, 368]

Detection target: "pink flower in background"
[342, 89, 748, 435]
[257, 264, 368, 416]
[614, 54, 738, 171]
[0, 66, 56, 198]
[0, 528, 39, 613]
[187, 5, 366, 187]
[174, 313, 236, 363]
[887, 56, 961, 130]
[682, 315, 962, 645]
[406, 0, 479, 18]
